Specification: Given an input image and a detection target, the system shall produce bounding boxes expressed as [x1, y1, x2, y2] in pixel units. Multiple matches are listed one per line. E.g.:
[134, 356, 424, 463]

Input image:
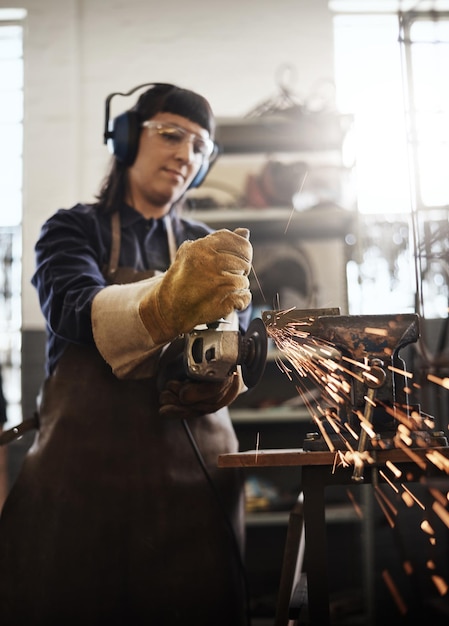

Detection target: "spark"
[396, 424, 413, 447]
[342, 354, 370, 371]
[250, 264, 266, 304]
[427, 373, 449, 389]
[382, 570, 408, 614]
[379, 403, 415, 431]
[432, 575, 449, 596]
[401, 490, 416, 508]
[264, 310, 444, 473]
[344, 449, 373, 470]
[264, 307, 449, 593]
[378, 469, 399, 494]
[375, 488, 397, 527]
[345, 489, 364, 519]
[376, 484, 399, 514]
[326, 412, 342, 435]
[421, 520, 435, 535]
[312, 414, 336, 452]
[265, 315, 353, 413]
[364, 326, 388, 337]
[388, 364, 414, 378]
[432, 500, 449, 529]
[426, 450, 449, 474]
[343, 421, 359, 441]
[355, 402, 376, 434]
[394, 439, 427, 470]
[401, 484, 425, 510]
[275, 356, 293, 381]
[332, 449, 351, 471]
[423, 415, 436, 429]
[385, 460, 402, 478]
[284, 169, 308, 235]
[429, 487, 449, 508]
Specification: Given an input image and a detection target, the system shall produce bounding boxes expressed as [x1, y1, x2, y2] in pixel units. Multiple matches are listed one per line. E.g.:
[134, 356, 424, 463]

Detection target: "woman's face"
[126, 112, 212, 219]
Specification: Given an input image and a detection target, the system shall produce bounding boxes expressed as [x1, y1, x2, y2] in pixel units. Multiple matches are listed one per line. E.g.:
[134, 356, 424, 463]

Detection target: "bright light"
[333, 13, 449, 215]
[334, 12, 449, 317]
[409, 18, 449, 207]
[334, 14, 411, 215]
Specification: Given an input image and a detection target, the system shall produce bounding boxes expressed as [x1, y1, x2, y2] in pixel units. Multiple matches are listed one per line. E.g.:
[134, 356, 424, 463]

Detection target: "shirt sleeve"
[32, 206, 166, 379]
[31, 207, 107, 346]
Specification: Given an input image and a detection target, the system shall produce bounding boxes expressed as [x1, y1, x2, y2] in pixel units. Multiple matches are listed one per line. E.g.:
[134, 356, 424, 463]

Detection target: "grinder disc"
[240, 317, 268, 388]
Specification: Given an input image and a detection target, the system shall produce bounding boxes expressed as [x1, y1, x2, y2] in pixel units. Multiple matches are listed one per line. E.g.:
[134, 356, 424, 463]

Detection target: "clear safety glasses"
[141, 120, 216, 160]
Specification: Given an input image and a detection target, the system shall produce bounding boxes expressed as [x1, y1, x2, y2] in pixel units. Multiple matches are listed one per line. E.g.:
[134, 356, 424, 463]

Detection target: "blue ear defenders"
[103, 82, 217, 189]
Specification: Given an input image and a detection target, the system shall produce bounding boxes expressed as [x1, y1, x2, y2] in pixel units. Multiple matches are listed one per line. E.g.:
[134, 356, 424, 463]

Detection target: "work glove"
[139, 228, 252, 345]
[159, 374, 244, 419]
[157, 335, 245, 419]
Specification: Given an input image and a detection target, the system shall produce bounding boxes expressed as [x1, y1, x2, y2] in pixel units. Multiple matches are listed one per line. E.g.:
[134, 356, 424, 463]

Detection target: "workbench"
[218, 446, 449, 626]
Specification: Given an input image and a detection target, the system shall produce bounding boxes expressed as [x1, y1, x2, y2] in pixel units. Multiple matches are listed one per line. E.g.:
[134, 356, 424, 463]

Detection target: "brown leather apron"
[0, 212, 246, 626]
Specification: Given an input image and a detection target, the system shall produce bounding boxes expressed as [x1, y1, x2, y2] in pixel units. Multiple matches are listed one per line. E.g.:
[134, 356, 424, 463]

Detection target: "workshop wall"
[6, 0, 336, 327]
[0, 0, 336, 415]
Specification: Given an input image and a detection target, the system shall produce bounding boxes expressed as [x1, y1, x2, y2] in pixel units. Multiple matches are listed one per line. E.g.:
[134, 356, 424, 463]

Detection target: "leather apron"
[0, 212, 246, 626]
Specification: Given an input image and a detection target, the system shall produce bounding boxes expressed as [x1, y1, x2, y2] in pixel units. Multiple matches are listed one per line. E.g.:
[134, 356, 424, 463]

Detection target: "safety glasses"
[141, 120, 216, 160]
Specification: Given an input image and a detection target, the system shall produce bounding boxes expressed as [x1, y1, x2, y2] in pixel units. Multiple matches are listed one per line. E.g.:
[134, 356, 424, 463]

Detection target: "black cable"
[181, 418, 252, 626]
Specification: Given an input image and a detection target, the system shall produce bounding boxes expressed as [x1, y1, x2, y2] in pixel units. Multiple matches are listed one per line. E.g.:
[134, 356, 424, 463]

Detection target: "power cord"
[181, 418, 252, 626]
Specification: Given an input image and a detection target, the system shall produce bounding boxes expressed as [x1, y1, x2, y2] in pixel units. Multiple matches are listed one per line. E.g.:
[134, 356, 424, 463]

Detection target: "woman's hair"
[95, 83, 215, 214]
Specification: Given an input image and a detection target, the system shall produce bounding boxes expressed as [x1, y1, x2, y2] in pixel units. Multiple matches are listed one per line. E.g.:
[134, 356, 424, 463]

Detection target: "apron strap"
[107, 211, 177, 279]
[164, 214, 178, 264]
[106, 211, 121, 278]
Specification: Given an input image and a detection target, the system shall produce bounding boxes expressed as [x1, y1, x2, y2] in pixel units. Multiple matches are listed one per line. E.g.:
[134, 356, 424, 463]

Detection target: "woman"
[0, 83, 253, 626]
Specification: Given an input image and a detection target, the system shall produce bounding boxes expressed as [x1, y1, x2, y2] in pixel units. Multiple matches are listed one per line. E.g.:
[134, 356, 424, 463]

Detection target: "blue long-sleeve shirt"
[32, 202, 251, 375]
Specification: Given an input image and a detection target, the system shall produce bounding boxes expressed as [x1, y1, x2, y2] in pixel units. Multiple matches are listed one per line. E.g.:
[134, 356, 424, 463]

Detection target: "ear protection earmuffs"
[103, 82, 217, 189]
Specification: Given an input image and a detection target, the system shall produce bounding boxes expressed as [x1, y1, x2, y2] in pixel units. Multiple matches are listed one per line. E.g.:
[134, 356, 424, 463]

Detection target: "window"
[332, 4, 449, 318]
[0, 10, 26, 425]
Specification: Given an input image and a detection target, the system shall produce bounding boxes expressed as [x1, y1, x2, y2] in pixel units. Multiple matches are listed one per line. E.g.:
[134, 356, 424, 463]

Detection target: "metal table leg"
[302, 465, 331, 626]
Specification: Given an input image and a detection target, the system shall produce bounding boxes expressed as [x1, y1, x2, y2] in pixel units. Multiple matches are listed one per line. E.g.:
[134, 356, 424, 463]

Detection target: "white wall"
[0, 0, 336, 329]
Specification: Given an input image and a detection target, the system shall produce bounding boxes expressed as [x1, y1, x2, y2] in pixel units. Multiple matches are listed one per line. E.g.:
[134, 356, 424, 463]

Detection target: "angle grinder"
[184, 317, 268, 388]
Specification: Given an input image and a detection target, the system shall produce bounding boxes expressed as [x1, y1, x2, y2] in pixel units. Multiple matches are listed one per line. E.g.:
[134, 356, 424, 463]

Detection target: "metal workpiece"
[261, 308, 446, 459]
[262, 309, 420, 361]
[262, 308, 420, 407]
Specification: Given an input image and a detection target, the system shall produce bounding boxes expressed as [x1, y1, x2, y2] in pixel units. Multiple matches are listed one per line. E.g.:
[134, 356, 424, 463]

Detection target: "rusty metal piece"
[263, 309, 419, 409]
[262, 308, 421, 447]
[262, 310, 420, 361]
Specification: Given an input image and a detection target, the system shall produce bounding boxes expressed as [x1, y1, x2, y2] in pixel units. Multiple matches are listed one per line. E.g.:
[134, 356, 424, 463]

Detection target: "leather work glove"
[157, 335, 245, 419]
[159, 373, 244, 419]
[139, 228, 252, 345]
